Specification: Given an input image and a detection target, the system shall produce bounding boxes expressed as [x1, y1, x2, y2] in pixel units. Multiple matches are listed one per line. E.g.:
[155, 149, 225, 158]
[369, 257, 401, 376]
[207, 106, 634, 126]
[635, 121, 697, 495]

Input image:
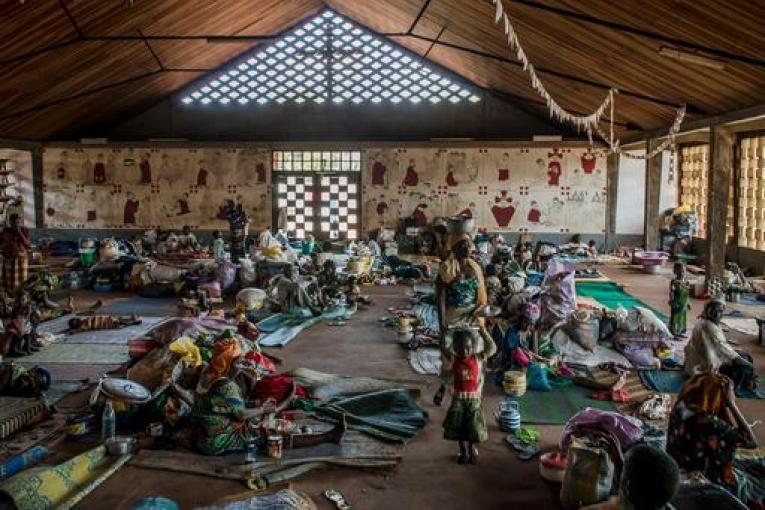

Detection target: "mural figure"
[371, 159, 387, 186]
[197, 163, 208, 187]
[176, 193, 191, 216]
[527, 201, 541, 224]
[56, 151, 68, 179]
[124, 192, 139, 225]
[445, 164, 459, 187]
[491, 191, 515, 227]
[411, 203, 428, 227]
[581, 150, 597, 174]
[497, 152, 510, 181]
[139, 153, 152, 184]
[402, 159, 419, 187]
[93, 154, 106, 184]
[547, 149, 563, 186]
[256, 162, 267, 184]
[376, 196, 389, 218]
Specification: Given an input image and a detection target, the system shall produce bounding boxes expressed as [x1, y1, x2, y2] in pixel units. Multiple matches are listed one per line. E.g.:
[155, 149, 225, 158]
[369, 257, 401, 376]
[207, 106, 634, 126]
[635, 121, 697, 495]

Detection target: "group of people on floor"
[430, 229, 762, 506]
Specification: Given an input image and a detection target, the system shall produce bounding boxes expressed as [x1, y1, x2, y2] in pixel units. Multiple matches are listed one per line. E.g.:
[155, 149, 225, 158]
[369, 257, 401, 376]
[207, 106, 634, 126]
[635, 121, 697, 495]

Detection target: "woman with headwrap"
[192, 339, 261, 455]
[667, 372, 762, 505]
[434, 234, 489, 406]
[192, 338, 345, 455]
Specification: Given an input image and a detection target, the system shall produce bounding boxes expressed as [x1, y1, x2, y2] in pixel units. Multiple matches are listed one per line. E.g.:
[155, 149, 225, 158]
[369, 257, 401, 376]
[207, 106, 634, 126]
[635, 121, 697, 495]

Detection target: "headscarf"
[506, 276, 525, 294]
[198, 338, 242, 392]
[676, 372, 730, 416]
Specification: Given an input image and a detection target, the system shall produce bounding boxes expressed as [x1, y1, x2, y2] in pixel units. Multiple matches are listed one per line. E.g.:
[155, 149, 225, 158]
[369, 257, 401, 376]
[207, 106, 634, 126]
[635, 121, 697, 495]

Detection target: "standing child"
[441, 327, 497, 464]
[212, 230, 226, 260]
[668, 262, 691, 337]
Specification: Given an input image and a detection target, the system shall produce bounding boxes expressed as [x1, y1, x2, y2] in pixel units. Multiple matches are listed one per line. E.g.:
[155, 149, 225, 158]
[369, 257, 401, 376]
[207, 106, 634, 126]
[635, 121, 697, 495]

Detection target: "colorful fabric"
[677, 372, 729, 415]
[2, 255, 27, 291]
[203, 339, 241, 387]
[250, 374, 307, 403]
[443, 396, 488, 443]
[0, 445, 108, 510]
[451, 357, 480, 394]
[667, 404, 742, 492]
[446, 276, 479, 309]
[0, 227, 30, 258]
[192, 378, 255, 455]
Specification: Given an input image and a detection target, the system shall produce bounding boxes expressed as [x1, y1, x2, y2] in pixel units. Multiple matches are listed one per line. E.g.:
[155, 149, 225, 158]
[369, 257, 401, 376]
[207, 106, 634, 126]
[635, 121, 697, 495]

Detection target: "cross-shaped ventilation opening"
[181, 10, 481, 106]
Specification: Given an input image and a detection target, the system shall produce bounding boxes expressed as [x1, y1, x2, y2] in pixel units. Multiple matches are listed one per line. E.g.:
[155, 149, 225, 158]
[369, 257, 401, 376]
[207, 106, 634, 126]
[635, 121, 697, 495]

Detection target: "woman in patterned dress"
[667, 372, 762, 505]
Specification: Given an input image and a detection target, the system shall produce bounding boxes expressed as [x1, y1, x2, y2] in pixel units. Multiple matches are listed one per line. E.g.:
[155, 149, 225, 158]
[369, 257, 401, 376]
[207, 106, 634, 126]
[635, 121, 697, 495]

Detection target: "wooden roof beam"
[503, 0, 765, 69]
[400, 33, 702, 114]
[408, 0, 433, 34]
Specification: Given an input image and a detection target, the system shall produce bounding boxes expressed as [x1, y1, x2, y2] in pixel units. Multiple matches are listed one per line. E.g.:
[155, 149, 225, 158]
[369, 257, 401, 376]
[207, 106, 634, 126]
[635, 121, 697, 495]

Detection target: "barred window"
[181, 10, 480, 106]
[272, 150, 360, 172]
[738, 135, 765, 250]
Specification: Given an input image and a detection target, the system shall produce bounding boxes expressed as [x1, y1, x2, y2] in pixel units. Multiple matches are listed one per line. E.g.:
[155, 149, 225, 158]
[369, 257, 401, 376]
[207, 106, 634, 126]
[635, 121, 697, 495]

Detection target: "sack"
[560, 436, 614, 509]
[526, 362, 551, 391]
[566, 310, 599, 351]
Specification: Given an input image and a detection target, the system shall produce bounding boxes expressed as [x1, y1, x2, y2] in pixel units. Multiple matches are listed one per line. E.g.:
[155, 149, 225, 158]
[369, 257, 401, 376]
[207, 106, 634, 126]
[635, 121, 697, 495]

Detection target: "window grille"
[272, 150, 361, 172]
[181, 10, 481, 106]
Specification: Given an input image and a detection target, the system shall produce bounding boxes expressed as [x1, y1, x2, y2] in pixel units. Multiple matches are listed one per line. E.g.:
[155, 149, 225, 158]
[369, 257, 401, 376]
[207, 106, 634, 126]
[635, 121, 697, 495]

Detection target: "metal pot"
[105, 436, 136, 455]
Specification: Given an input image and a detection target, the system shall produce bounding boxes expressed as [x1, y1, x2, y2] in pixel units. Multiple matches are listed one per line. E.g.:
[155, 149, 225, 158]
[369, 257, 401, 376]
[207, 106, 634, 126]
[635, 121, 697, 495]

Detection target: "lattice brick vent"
[679, 144, 734, 242]
[180, 10, 481, 106]
[738, 136, 765, 250]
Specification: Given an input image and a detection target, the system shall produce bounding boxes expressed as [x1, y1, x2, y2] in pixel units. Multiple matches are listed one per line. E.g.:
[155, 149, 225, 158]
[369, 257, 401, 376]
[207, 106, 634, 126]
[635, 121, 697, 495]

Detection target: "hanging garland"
[492, 0, 686, 160]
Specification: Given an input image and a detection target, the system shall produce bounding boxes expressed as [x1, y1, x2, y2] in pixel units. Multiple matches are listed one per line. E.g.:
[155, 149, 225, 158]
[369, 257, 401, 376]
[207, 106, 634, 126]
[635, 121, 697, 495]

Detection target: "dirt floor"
[40, 265, 765, 509]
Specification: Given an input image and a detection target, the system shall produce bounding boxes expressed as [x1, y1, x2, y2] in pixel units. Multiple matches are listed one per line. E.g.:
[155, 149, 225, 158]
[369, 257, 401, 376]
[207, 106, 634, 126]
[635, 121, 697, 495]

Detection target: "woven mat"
[588, 368, 654, 415]
[20, 343, 128, 364]
[0, 397, 50, 440]
[517, 384, 616, 425]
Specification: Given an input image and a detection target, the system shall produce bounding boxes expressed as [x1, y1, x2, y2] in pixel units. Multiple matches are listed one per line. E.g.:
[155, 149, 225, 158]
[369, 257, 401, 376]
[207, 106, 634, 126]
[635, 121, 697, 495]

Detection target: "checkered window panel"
[272, 150, 360, 172]
[275, 174, 359, 240]
[180, 10, 480, 106]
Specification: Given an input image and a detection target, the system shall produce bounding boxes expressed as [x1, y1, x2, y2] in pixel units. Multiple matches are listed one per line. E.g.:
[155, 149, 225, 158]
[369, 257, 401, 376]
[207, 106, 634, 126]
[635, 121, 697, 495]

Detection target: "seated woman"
[684, 299, 757, 392]
[192, 338, 344, 456]
[667, 372, 761, 506]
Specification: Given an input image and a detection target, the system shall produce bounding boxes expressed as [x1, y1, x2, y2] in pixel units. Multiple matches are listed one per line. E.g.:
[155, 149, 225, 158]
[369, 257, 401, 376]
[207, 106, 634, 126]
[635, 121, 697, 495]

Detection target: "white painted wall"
[0, 149, 34, 227]
[615, 150, 646, 234]
[659, 150, 679, 213]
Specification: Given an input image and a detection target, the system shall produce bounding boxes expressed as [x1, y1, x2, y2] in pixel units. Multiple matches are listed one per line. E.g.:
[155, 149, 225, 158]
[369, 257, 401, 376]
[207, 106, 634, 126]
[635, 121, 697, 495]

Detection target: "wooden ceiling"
[1, 0, 765, 140]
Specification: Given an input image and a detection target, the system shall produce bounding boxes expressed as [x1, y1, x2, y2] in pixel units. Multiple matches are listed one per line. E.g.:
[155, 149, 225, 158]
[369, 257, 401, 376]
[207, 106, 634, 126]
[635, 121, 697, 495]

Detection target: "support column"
[705, 124, 734, 286]
[605, 152, 619, 234]
[644, 139, 662, 250]
[31, 147, 44, 229]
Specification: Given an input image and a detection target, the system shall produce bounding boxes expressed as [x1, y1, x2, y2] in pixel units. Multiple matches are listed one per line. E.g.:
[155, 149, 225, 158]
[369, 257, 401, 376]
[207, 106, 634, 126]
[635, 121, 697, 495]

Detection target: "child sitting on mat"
[67, 314, 142, 333]
[441, 327, 496, 464]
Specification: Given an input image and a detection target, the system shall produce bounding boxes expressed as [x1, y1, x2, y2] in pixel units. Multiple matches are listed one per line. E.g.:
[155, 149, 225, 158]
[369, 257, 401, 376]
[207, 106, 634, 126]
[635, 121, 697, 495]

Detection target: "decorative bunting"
[491, 0, 685, 160]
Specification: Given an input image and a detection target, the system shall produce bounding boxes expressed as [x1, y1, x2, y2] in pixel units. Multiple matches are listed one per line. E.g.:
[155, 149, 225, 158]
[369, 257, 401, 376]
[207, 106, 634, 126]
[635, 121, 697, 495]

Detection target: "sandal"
[324, 489, 351, 510]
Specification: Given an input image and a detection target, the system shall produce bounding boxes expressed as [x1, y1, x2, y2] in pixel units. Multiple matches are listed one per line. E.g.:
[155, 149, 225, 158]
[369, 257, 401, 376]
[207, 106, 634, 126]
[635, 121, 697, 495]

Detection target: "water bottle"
[243, 440, 257, 464]
[101, 400, 116, 441]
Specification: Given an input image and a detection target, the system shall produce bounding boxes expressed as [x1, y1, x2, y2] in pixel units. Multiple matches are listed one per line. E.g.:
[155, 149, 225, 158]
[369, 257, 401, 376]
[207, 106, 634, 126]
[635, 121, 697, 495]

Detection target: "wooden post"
[644, 139, 662, 250]
[606, 153, 619, 234]
[705, 124, 734, 285]
[31, 147, 44, 229]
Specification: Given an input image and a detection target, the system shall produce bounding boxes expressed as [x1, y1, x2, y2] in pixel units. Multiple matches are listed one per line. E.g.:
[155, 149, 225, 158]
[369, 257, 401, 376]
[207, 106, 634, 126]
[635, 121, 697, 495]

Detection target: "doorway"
[272, 150, 361, 240]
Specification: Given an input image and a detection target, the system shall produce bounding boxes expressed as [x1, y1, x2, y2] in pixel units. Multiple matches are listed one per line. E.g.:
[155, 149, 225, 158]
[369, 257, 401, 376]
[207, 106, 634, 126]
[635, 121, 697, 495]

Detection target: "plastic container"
[101, 401, 116, 441]
[78, 248, 96, 268]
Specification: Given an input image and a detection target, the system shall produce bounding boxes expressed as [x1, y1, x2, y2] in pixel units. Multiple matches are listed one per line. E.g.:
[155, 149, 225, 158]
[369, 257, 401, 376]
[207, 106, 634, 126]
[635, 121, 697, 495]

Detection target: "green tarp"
[575, 281, 668, 321]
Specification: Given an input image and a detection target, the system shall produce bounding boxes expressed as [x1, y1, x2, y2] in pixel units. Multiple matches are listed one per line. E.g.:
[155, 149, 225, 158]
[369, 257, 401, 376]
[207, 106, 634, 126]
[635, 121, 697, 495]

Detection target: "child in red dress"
[441, 327, 496, 464]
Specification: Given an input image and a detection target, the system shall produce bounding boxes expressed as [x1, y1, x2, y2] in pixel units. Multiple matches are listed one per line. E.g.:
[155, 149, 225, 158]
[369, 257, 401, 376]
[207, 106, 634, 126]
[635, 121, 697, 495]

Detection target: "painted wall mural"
[41, 145, 605, 234]
[41, 147, 272, 231]
[362, 147, 607, 234]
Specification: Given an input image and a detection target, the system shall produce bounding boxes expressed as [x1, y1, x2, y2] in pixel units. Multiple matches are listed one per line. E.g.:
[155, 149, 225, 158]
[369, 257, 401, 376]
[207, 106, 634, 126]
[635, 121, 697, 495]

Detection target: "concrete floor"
[66, 264, 765, 509]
